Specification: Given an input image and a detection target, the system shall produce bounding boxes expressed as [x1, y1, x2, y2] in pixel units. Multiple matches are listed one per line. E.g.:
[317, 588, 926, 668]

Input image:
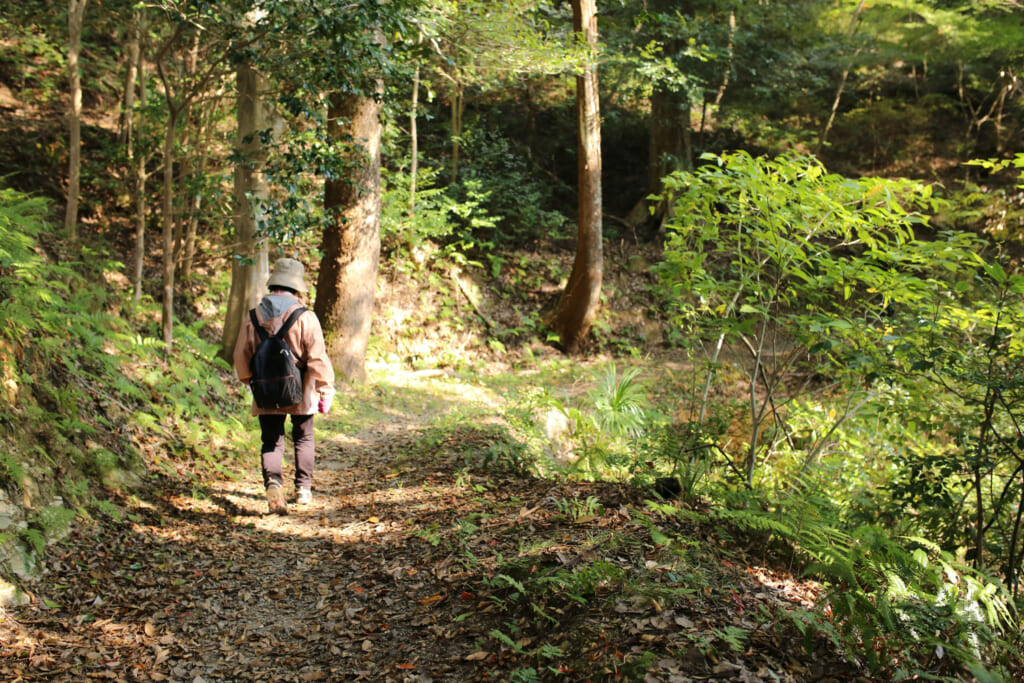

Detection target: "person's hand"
[318, 389, 334, 414]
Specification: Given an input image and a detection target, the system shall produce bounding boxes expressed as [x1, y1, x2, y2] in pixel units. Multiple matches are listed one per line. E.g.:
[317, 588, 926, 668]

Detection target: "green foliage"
[380, 166, 500, 261]
[874, 258, 1024, 586]
[545, 364, 658, 480]
[0, 18, 64, 103]
[631, 420, 723, 501]
[255, 124, 334, 244]
[658, 151, 980, 486]
[447, 125, 569, 245]
[38, 504, 77, 544]
[643, 151, 1024, 672]
[256, 0, 418, 105]
[20, 527, 45, 557]
[487, 545, 626, 611]
[0, 187, 251, 544]
[554, 495, 602, 522]
[0, 450, 26, 489]
[701, 490, 1013, 677]
[830, 97, 949, 174]
[415, 0, 581, 88]
[951, 154, 1024, 240]
[803, 530, 1012, 678]
[589, 365, 647, 440]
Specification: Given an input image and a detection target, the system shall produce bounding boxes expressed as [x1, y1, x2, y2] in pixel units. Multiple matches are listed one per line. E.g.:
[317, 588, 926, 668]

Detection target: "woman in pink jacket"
[233, 258, 336, 515]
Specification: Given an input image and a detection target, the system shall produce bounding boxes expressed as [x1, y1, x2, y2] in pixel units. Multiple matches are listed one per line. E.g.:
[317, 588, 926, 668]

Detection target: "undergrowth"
[0, 188, 253, 579]
[394, 360, 1024, 679]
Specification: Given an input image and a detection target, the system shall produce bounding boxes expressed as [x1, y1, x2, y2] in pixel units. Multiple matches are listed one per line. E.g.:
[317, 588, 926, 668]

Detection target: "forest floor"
[0, 369, 867, 683]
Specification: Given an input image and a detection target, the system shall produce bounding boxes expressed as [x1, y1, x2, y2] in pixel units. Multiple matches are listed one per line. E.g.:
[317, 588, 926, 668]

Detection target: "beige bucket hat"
[267, 258, 308, 293]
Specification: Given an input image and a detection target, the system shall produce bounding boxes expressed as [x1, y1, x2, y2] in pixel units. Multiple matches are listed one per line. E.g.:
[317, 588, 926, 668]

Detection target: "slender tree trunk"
[712, 10, 736, 108]
[409, 58, 420, 222]
[816, 0, 866, 155]
[1006, 469, 1024, 597]
[221, 61, 272, 361]
[161, 106, 179, 347]
[119, 8, 140, 149]
[408, 28, 423, 225]
[173, 35, 201, 271]
[626, 83, 690, 232]
[133, 153, 148, 304]
[545, 0, 602, 354]
[449, 82, 464, 183]
[181, 101, 215, 280]
[316, 89, 383, 382]
[181, 193, 201, 280]
[64, 0, 88, 240]
[132, 14, 147, 305]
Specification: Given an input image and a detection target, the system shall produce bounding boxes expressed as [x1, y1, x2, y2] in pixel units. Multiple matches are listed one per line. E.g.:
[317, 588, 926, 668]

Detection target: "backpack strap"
[249, 309, 268, 342]
[249, 307, 308, 341]
[275, 307, 308, 339]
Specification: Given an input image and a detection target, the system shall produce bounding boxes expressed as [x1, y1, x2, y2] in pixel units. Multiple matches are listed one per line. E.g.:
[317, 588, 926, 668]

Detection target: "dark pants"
[258, 413, 315, 490]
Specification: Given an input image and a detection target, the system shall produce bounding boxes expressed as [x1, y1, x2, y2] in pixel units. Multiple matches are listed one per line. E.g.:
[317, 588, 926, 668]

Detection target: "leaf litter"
[0, 409, 865, 682]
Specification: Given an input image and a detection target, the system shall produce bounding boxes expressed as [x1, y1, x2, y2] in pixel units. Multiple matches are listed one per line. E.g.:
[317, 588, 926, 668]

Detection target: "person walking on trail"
[233, 258, 336, 515]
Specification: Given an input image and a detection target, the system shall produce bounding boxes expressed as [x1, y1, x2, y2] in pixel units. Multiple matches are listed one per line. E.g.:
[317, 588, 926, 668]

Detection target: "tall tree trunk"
[408, 28, 422, 227]
[119, 8, 139, 149]
[221, 61, 272, 361]
[64, 0, 87, 241]
[650, 86, 690, 206]
[449, 81, 464, 183]
[173, 34, 201, 272]
[161, 106, 179, 347]
[180, 100, 216, 281]
[545, 0, 602, 354]
[712, 10, 736, 108]
[316, 90, 382, 383]
[181, 193, 201, 280]
[409, 58, 420, 222]
[131, 11, 147, 305]
[625, 84, 691, 233]
[816, 0, 866, 155]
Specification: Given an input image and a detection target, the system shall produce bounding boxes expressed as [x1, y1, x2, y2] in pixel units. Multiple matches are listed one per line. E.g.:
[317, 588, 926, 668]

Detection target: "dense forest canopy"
[2, 0, 1024, 679]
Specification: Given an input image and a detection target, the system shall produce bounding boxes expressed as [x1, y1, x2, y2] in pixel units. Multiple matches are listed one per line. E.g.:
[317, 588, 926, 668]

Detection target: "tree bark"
[64, 0, 88, 241]
[160, 105, 179, 347]
[625, 78, 692, 234]
[221, 61, 272, 362]
[410, 57, 420, 221]
[131, 11, 147, 305]
[449, 81, 464, 183]
[545, 0, 602, 354]
[315, 90, 383, 383]
[118, 8, 139, 149]
[180, 97, 218, 281]
[173, 34, 201, 273]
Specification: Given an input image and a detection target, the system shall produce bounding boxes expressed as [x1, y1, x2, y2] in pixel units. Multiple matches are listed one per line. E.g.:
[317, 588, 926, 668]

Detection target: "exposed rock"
[542, 407, 576, 464]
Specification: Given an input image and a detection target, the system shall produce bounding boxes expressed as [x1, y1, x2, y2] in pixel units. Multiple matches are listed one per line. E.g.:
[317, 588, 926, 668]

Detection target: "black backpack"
[248, 307, 307, 409]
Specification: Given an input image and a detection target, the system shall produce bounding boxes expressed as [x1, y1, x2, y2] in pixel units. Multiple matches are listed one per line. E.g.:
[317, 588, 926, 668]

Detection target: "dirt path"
[0, 406, 861, 682]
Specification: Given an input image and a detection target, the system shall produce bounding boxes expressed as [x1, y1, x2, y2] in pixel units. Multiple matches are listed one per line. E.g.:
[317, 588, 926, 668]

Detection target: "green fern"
[21, 527, 45, 556]
[590, 365, 648, 439]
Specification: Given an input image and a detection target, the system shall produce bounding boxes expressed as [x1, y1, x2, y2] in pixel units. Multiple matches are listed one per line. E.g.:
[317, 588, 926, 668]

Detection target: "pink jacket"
[233, 293, 336, 416]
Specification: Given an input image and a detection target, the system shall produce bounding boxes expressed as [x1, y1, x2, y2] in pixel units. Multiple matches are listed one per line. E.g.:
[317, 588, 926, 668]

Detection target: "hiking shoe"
[296, 487, 312, 505]
[266, 484, 288, 515]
